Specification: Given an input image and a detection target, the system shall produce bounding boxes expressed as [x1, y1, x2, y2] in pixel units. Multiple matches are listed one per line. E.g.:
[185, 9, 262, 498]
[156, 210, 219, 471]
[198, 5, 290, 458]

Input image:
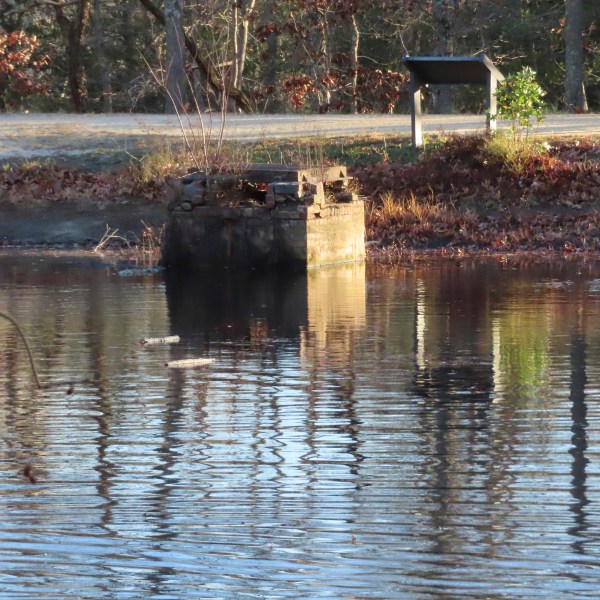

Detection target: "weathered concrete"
[161, 165, 366, 270]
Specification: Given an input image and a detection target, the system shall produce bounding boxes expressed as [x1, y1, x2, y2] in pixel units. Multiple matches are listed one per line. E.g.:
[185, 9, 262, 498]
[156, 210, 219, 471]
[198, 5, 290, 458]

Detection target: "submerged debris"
[117, 266, 164, 277]
[165, 358, 214, 369]
[23, 464, 37, 484]
[140, 335, 180, 346]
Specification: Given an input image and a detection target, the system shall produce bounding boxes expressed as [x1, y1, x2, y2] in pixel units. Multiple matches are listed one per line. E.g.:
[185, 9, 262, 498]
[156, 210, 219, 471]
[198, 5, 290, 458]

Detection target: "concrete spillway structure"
[161, 164, 365, 270]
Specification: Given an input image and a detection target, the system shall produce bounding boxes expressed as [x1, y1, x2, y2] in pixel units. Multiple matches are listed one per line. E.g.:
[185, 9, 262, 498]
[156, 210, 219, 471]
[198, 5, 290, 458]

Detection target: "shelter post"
[486, 73, 499, 132]
[410, 75, 423, 147]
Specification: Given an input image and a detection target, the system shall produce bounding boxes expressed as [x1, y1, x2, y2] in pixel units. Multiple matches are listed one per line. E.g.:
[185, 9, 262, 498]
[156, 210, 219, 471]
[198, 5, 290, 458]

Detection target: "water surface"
[1, 253, 600, 598]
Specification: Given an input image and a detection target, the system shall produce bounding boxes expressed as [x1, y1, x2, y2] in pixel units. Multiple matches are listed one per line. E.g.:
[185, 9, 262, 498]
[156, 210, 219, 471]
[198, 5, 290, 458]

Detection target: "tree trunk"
[164, 0, 186, 113]
[350, 14, 360, 114]
[229, 0, 256, 93]
[236, 0, 256, 91]
[431, 0, 455, 114]
[137, 0, 250, 111]
[53, 0, 91, 113]
[261, 0, 282, 112]
[92, 0, 112, 112]
[308, 9, 331, 110]
[230, 0, 240, 88]
[121, 0, 137, 84]
[564, 0, 588, 112]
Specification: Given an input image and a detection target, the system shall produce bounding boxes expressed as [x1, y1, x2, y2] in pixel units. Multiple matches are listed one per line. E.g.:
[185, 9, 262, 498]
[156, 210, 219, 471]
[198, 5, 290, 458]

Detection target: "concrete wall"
[162, 200, 365, 270]
[306, 203, 366, 267]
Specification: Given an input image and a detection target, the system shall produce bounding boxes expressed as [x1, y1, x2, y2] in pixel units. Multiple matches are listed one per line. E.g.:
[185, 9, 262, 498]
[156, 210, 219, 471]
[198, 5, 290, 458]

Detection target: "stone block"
[163, 165, 365, 270]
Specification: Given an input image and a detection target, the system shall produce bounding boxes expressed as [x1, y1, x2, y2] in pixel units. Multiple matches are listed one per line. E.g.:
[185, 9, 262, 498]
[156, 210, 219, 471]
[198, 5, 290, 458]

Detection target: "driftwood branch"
[0, 311, 43, 389]
[166, 358, 214, 369]
[140, 335, 180, 346]
[137, 0, 251, 112]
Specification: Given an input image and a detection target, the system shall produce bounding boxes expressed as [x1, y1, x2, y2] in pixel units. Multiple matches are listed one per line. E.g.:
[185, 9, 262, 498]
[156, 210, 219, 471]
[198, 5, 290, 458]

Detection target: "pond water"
[1, 253, 600, 598]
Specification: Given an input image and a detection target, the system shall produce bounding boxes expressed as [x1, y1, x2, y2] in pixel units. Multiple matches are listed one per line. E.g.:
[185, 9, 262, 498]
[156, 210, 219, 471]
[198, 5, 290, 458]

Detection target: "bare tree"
[349, 13, 360, 114]
[259, 0, 282, 112]
[92, 0, 112, 112]
[52, 0, 92, 113]
[564, 0, 588, 112]
[164, 0, 186, 112]
[230, 0, 256, 90]
[138, 0, 250, 111]
[431, 0, 456, 113]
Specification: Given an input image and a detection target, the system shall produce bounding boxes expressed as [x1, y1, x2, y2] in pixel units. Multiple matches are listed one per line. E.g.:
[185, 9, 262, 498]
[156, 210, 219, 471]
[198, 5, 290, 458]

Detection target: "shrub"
[0, 30, 48, 110]
[492, 67, 546, 138]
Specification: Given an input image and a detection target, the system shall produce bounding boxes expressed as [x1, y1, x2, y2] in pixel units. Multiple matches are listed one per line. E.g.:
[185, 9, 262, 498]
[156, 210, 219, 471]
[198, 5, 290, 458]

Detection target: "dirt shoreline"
[0, 201, 167, 247]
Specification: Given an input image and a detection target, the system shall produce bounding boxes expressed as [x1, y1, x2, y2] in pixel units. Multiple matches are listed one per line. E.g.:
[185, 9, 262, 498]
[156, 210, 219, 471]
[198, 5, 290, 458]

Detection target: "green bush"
[492, 67, 546, 138]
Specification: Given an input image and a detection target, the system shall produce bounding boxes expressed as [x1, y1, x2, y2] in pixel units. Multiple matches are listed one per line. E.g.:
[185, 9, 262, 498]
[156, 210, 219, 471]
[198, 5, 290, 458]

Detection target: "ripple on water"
[2, 256, 600, 597]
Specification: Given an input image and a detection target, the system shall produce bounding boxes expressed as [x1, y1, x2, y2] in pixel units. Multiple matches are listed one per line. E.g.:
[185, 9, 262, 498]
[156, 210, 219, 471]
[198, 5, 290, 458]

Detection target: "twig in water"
[0, 310, 42, 389]
[166, 358, 214, 369]
[93, 225, 131, 253]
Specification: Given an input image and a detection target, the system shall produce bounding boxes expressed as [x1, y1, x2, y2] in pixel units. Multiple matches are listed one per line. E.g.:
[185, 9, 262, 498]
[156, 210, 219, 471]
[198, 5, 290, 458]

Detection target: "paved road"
[2, 112, 600, 163]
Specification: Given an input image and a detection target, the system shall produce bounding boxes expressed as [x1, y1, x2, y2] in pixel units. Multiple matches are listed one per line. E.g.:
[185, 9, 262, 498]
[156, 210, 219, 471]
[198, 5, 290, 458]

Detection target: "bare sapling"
[145, 25, 233, 176]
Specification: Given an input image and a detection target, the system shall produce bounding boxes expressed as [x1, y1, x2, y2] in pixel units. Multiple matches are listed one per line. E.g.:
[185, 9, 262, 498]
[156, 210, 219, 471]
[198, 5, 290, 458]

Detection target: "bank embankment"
[2, 133, 600, 258]
[0, 201, 167, 248]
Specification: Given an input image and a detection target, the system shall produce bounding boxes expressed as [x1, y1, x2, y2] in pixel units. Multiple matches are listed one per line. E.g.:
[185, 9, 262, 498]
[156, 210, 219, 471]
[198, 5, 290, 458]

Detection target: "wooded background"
[0, 0, 597, 115]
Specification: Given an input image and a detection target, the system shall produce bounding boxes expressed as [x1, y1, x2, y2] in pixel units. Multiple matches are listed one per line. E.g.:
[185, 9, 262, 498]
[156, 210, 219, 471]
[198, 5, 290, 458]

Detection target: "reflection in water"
[568, 309, 589, 559]
[301, 264, 367, 481]
[165, 268, 308, 342]
[2, 254, 600, 597]
[410, 265, 516, 582]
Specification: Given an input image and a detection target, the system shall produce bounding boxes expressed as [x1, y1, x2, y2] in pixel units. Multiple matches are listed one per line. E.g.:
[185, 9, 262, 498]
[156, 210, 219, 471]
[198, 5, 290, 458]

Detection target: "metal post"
[410, 75, 423, 147]
[486, 73, 498, 133]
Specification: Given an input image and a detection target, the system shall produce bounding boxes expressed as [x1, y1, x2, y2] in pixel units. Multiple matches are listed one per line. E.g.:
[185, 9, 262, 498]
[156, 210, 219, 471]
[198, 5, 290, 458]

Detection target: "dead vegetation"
[354, 134, 600, 259]
[0, 161, 167, 205]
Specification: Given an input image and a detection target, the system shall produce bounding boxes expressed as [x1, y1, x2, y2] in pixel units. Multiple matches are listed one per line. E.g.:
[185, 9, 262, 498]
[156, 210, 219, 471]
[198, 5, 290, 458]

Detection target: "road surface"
[2, 112, 600, 164]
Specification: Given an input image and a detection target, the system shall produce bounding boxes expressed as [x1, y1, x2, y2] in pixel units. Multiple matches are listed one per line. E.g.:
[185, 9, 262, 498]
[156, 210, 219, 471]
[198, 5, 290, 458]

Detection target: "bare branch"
[137, 0, 250, 112]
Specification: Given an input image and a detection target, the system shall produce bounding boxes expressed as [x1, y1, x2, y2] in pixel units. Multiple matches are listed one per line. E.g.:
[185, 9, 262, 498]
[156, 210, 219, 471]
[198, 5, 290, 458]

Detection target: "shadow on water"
[164, 268, 308, 342]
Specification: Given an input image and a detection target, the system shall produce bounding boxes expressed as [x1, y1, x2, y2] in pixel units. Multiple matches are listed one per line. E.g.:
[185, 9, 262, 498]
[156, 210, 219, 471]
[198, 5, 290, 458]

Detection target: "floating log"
[166, 358, 214, 369]
[140, 335, 181, 346]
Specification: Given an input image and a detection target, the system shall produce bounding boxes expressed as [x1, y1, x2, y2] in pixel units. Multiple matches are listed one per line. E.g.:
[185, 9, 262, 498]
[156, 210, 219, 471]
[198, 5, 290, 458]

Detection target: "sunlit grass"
[372, 190, 448, 223]
[483, 131, 549, 175]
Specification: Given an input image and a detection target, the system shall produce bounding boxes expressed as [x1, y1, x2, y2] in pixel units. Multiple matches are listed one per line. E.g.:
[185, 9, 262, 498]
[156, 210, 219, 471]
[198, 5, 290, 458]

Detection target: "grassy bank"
[2, 133, 600, 259]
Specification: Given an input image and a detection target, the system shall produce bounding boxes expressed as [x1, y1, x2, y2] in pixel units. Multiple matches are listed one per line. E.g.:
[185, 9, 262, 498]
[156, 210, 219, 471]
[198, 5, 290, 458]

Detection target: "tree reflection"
[568, 311, 589, 557]
[410, 262, 516, 564]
